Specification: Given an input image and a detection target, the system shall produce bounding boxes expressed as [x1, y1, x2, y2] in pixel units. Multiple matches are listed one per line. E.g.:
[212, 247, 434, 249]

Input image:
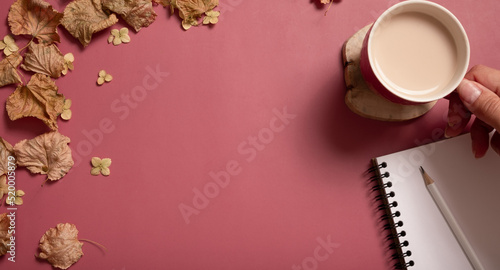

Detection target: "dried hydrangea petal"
[97, 77, 104, 85]
[101, 167, 110, 176]
[112, 37, 122, 46]
[91, 157, 101, 167]
[100, 158, 111, 167]
[90, 167, 101, 176]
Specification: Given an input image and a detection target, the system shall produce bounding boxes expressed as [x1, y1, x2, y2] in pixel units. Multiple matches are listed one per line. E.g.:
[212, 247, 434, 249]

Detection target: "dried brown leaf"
[61, 0, 119, 47]
[152, 0, 169, 7]
[0, 176, 8, 202]
[0, 53, 23, 88]
[0, 213, 11, 256]
[6, 73, 65, 130]
[8, 0, 63, 44]
[21, 42, 65, 78]
[170, 0, 219, 30]
[38, 223, 83, 269]
[102, 0, 157, 32]
[0, 138, 15, 177]
[14, 131, 74, 181]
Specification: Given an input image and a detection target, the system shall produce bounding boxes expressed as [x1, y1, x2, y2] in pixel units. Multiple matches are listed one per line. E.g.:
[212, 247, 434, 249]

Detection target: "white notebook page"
[375, 133, 500, 270]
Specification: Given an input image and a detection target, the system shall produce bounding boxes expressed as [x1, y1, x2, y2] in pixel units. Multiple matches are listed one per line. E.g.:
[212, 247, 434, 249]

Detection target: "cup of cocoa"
[360, 0, 470, 105]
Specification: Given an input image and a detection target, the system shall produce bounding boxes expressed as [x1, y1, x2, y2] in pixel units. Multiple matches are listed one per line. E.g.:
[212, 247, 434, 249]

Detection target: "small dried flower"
[62, 53, 74, 75]
[97, 70, 112, 85]
[108, 28, 131, 46]
[61, 99, 72, 120]
[0, 35, 19, 56]
[91, 157, 111, 176]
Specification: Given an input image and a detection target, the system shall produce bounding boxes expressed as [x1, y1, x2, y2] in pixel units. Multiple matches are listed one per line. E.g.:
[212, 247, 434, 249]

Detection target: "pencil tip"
[419, 166, 434, 185]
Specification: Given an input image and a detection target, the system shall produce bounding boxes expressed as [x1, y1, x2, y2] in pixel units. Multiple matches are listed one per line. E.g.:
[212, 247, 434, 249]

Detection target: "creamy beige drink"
[371, 12, 458, 93]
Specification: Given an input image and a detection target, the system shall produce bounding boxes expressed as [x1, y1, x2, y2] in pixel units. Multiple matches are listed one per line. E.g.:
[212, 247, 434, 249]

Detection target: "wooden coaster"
[342, 24, 436, 121]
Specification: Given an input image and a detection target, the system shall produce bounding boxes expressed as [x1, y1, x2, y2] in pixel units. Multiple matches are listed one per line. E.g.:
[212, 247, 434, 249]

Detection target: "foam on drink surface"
[372, 12, 458, 93]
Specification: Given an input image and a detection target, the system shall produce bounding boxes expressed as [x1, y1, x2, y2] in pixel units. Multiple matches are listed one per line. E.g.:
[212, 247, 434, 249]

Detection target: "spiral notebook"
[370, 133, 500, 270]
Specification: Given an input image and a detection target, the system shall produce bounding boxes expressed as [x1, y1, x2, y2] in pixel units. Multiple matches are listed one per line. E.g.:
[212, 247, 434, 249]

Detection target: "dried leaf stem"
[80, 238, 108, 251]
[324, 1, 333, 16]
[17, 37, 33, 53]
[5, 56, 26, 85]
[5, 37, 34, 86]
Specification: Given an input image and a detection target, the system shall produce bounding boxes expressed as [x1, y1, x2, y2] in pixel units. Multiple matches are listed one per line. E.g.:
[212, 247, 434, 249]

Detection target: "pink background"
[1, 0, 500, 269]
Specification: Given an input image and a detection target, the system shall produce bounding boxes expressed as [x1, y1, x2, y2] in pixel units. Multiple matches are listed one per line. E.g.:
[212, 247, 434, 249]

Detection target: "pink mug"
[360, 0, 470, 105]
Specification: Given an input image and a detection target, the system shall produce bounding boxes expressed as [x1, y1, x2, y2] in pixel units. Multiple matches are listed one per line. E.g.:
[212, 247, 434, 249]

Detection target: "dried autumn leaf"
[21, 42, 65, 78]
[0, 53, 23, 88]
[0, 176, 8, 202]
[102, 0, 157, 32]
[38, 223, 83, 269]
[61, 0, 119, 47]
[8, 0, 63, 44]
[13, 131, 74, 181]
[6, 73, 65, 130]
[0, 213, 11, 256]
[0, 138, 15, 177]
[169, 0, 219, 30]
[153, 0, 169, 7]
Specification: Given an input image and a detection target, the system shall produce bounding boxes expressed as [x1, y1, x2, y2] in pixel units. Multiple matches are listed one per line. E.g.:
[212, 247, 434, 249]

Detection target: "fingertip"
[457, 79, 483, 106]
[491, 132, 500, 156]
[472, 141, 488, 158]
[492, 144, 500, 156]
[470, 120, 492, 158]
[444, 124, 459, 138]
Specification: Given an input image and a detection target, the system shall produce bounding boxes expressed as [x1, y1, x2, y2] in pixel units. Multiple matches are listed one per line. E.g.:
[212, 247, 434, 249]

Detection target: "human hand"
[446, 65, 500, 158]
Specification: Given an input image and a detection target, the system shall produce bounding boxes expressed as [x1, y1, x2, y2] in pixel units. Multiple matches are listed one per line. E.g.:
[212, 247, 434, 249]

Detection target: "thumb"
[457, 78, 500, 131]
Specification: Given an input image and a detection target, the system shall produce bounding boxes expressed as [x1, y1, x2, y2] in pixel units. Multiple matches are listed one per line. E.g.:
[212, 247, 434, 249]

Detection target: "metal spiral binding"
[395, 260, 415, 269]
[369, 159, 413, 269]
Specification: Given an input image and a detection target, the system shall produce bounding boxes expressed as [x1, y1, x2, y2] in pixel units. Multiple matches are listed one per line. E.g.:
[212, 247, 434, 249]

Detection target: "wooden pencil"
[420, 166, 484, 270]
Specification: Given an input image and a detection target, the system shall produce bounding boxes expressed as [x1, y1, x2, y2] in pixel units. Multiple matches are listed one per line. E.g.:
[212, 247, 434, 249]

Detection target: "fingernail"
[472, 147, 479, 159]
[457, 79, 482, 105]
[444, 125, 453, 138]
[444, 129, 451, 138]
[492, 143, 500, 156]
[448, 119, 460, 128]
[445, 118, 461, 138]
